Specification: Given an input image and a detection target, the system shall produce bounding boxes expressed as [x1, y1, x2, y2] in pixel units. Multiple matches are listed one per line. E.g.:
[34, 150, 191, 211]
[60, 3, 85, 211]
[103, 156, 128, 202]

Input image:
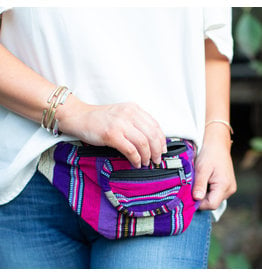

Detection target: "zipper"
[78, 145, 123, 157]
[110, 168, 180, 181]
[163, 142, 187, 157]
[178, 168, 187, 185]
[77, 141, 187, 158]
[110, 166, 188, 185]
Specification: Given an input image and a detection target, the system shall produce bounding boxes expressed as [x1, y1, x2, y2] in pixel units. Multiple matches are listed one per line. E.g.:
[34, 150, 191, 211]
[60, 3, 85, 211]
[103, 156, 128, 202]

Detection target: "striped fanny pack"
[38, 138, 200, 239]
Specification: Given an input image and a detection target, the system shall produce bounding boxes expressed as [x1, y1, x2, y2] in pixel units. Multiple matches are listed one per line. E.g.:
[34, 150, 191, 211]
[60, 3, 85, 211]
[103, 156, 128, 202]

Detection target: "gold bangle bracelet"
[205, 119, 234, 135]
[41, 85, 71, 136]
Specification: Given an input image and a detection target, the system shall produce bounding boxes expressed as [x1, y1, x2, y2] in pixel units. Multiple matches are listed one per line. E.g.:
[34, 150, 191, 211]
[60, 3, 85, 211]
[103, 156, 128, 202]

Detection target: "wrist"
[55, 93, 96, 134]
[206, 119, 233, 135]
[203, 123, 232, 152]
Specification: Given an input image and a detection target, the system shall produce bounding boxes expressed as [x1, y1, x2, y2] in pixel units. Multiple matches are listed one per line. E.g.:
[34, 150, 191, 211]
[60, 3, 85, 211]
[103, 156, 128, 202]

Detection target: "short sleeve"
[0, 7, 12, 15]
[203, 7, 233, 63]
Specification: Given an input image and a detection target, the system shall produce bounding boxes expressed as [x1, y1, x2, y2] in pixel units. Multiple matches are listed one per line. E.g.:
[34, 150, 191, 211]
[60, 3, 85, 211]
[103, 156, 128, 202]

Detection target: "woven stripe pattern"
[38, 138, 199, 239]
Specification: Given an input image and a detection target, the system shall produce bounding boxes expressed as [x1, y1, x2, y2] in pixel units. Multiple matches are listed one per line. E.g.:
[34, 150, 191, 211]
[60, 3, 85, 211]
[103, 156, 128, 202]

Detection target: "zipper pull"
[179, 168, 187, 185]
[164, 157, 182, 169]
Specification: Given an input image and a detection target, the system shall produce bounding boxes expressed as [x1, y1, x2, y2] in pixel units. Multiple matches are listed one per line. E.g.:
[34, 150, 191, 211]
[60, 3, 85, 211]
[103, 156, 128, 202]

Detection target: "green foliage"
[225, 253, 251, 269]
[250, 136, 262, 152]
[235, 8, 262, 79]
[208, 235, 223, 268]
[250, 60, 262, 75]
[234, 8, 262, 158]
[235, 12, 262, 59]
[208, 234, 252, 269]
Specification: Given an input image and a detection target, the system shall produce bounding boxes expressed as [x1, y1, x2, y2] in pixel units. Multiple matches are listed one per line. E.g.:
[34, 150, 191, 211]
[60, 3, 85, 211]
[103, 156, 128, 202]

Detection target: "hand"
[193, 124, 237, 210]
[56, 95, 167, 168]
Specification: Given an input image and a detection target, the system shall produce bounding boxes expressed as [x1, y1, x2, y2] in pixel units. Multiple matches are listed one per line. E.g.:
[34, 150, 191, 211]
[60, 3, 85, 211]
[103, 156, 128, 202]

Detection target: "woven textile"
[38, 138, 199, 239]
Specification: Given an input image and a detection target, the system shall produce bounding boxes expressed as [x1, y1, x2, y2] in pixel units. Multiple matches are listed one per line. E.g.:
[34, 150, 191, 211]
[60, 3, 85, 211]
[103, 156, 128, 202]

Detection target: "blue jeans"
[0, 171, 212, 269]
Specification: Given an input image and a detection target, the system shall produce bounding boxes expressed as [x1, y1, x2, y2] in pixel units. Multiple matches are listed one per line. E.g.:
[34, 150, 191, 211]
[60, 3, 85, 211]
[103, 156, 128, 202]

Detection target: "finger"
[124, 127, 151, 167]
[136, 110, 167, 153]
[149, 136, 163, 165]
[199, 176, 237, 210]
[199, 185, 225, 210]
[193, 163, 212, 200]
[153, 126, 167, 154]
[133, 116, 164, 164]
[109, 135, 142, 168]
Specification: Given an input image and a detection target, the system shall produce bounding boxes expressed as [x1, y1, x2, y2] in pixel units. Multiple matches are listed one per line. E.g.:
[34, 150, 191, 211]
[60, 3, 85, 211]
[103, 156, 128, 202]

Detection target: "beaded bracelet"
[41, 85, 72, 137]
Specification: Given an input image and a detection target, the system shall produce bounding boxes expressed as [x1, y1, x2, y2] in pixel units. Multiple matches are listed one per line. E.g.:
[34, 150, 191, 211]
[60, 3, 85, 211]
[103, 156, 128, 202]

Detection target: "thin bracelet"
[205, 119, 234, 135]
[41, 85, 72, 136]
[41, 86, 67, 128]
[46, 87, 68, 131]
[43, 87, 67, 130]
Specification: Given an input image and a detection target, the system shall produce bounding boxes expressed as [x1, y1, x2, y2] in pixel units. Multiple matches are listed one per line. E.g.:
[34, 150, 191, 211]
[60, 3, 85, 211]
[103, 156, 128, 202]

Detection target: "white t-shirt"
[0, 7, 233, 220]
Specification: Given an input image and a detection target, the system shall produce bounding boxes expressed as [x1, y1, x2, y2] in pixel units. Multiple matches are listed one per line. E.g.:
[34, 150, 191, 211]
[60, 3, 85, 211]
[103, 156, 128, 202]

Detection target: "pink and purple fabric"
[38, 138, 199, 239]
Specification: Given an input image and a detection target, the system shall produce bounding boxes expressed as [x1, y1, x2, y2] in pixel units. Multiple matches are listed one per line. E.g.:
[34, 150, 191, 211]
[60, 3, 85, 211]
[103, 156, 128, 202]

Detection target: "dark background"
[208, 7, 262, 269]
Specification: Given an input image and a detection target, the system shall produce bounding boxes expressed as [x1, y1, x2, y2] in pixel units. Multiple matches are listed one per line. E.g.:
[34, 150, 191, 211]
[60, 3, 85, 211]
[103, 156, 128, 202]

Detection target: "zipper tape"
[77, 140, 187, 158]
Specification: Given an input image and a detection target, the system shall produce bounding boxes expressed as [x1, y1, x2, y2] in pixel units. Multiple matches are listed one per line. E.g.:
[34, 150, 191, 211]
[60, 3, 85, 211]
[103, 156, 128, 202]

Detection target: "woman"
[0, 7, 236, 268]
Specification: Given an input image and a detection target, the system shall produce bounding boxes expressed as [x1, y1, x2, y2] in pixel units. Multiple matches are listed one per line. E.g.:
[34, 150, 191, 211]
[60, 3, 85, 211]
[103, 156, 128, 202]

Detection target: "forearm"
[0, 43, 166, 168]
[0, 43, 97, 133]
[0, 43, 57, 122]
[204, 39, 232, 149]
[192, 38, 237, 208]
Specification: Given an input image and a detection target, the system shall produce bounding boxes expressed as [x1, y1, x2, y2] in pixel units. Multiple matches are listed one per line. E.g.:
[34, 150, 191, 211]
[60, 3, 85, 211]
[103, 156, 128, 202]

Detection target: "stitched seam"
[202, 211, 212, 268]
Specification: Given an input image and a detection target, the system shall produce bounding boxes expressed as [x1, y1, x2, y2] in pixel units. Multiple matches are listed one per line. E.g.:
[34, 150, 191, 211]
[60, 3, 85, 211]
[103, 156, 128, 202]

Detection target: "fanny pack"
[38, 138, 200, 239]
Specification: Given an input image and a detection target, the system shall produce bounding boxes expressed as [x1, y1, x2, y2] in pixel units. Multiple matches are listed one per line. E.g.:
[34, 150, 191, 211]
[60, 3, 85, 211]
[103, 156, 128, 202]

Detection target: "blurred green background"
[208, 7, 262, 269]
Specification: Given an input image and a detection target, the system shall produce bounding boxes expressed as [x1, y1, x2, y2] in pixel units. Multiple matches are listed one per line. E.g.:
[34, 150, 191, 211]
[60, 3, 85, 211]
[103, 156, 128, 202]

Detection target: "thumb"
[193, 164, 211, 200]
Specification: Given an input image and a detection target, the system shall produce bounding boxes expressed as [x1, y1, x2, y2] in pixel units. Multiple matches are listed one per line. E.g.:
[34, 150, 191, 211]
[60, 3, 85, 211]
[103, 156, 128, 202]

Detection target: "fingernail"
[194, 191, 204, 199]
[162, 144, 168, 153]
[156, 157, 161, 165]
[142, 161, 150, 167]
[135, 163, 141, 169]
